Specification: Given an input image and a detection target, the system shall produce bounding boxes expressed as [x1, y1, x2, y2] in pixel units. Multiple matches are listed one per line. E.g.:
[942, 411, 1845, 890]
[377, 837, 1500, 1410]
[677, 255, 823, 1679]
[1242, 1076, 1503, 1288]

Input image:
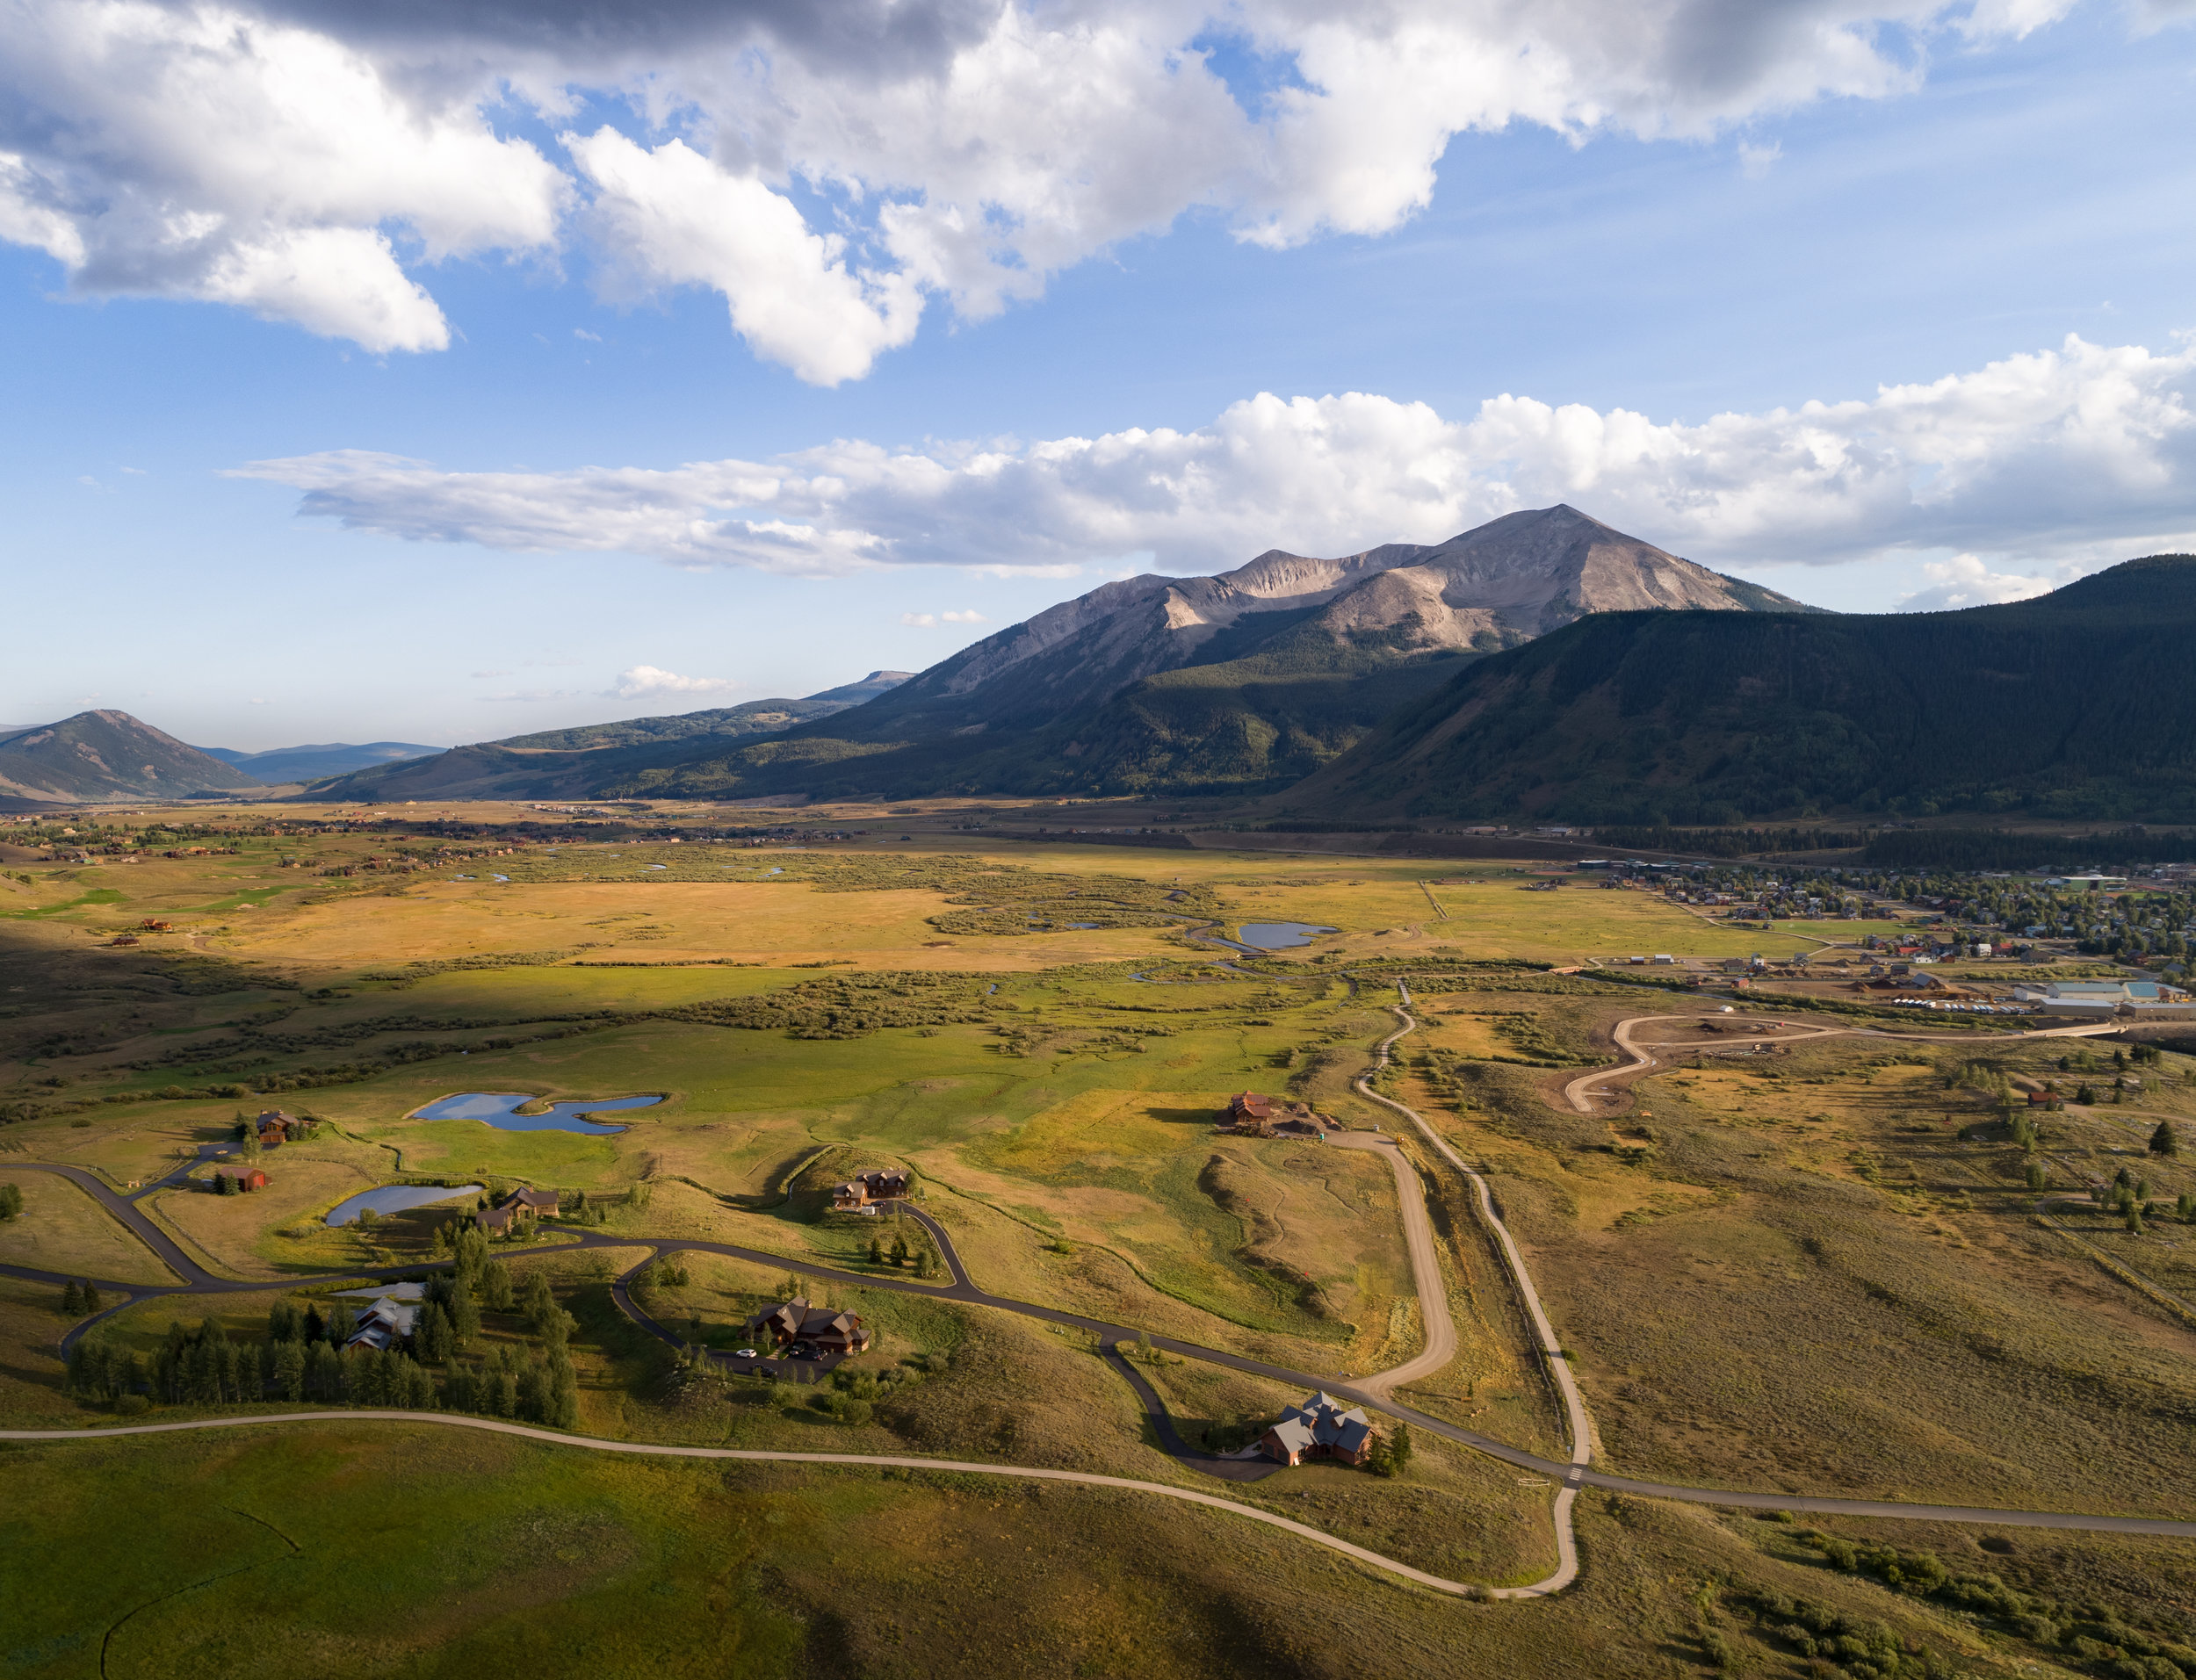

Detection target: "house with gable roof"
[343, 1294, 418, 1353]
[1258, 1391, 1377, 1467]
[746, 1296, 872, 1355]
[831, 1167, 911, 1213]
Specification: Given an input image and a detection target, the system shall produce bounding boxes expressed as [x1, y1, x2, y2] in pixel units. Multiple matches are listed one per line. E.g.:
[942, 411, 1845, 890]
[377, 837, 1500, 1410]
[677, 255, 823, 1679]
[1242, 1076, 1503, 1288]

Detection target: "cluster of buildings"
[2010, 979, 2196, 1020]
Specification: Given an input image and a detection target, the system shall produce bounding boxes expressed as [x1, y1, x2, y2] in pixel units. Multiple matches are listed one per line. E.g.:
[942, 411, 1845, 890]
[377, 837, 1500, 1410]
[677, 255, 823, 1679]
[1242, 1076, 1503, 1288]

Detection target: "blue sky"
[2, 0, 2192, 749]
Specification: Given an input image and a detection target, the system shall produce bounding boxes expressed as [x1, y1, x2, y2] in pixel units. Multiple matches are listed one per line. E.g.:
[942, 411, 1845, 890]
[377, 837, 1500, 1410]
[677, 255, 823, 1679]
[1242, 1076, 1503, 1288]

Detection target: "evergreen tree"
[2152, 1120, 2180, 1157]
[185, 1338, 221, 1402]
[889, 1235, 909, 1268]
[546, 1349, 579, 1428]
[272, 1339, 306, 1401]
[521, 1269, 557, 1334]
[915, 1248, 937, 1280]
[267, 1300, 298, 1343]
[83, 1282, 102, 1314]
[1391, 1422, 1413, 1475]
[482, 1258, 515, 1313]
[416, 1301, 454, 1364]
[61, 1280, 82, 1315]
[215, 1170, 235, 1195]
[2024, 1163, 2048, 1192]
[0, 1181, 22, 1220]
[868, 1237, 885, 1265]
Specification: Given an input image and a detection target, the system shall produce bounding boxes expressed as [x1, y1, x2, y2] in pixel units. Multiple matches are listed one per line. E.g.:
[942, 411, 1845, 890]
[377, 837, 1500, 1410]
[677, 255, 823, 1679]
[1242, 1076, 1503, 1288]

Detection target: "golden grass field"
[6, 804, 2196, 1676]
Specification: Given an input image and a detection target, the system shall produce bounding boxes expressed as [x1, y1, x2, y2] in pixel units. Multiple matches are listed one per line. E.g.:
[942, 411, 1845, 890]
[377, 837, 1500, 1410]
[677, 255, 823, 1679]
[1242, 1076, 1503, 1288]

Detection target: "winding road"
[10, 996, 2196, 1612]
[1563, 1011, 2125, 1114]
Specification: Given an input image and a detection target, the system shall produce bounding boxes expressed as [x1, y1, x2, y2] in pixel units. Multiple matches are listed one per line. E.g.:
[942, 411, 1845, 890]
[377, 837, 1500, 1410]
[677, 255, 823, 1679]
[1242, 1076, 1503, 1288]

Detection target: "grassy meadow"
[3, 804, 2194, 1675]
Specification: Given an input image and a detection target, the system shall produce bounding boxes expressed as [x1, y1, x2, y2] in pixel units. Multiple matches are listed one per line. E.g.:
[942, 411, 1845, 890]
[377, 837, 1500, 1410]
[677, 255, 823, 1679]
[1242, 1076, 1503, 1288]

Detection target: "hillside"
[201, 741, 440, 782]
[596, 505, 1810, 801]
[0, 710, 264, 804]
[1288, 553, 2196, 826]
[308, 671, 913, 802]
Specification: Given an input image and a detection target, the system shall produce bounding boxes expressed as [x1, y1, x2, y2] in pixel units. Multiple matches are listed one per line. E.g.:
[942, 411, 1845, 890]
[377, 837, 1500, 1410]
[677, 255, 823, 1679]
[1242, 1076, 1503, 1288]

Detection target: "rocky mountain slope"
[604, 505, 1810, 801]
[0, 711, 264, 805]
[308, 671, 914, 803]
[1288, 554, 2196, 826]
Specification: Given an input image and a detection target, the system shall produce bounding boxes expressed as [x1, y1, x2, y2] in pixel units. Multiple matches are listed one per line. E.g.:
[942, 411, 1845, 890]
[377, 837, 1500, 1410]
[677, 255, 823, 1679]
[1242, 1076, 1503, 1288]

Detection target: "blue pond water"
[408, 1092, 665, 1135]
[325, 1182, 483, 1228]
[1235, 921, 1339, 949]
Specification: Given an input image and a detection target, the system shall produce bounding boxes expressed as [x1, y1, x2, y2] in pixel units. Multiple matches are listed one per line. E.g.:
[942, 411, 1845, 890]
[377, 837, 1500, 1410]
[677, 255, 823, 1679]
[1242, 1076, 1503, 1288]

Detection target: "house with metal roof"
[343, 1294, 418, 1353]
[1258, 1391, 1377, 1467]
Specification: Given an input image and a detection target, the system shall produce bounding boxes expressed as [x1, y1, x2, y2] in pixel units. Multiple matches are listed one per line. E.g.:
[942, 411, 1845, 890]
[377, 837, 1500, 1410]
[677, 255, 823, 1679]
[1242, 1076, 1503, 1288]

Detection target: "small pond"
[408, 1092, 665, 1135]
[325, 1182, 482, 1228]
[1235, 921, 1340, 949]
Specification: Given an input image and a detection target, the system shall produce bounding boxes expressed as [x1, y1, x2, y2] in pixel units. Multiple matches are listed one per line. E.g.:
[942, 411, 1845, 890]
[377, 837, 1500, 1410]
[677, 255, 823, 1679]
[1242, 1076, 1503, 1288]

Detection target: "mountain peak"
[0, 709, 264, 805]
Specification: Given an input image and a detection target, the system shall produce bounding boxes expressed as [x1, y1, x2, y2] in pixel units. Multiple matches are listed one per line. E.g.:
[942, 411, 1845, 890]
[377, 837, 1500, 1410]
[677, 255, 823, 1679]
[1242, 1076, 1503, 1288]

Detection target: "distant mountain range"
[307, 671, 914, 803]
[33, 516, 2185, 828]
[0, 711, 263, 804]
[200, 741, 440, 783]
[1289, 553, 2196, 826]
[589, 505, 1811, 801]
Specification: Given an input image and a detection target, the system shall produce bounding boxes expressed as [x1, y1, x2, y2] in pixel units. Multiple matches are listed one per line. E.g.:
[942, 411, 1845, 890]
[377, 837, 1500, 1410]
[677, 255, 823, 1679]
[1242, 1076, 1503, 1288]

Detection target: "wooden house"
[474, 1186, 558, 1233]
[831, 1168, 912, 1212]
[211, 1164, 267, 1192]
[1227, 1092, 1274, 1127]
[746, 1296, 872, 1354]
[1258, 1392, 1376, 1467]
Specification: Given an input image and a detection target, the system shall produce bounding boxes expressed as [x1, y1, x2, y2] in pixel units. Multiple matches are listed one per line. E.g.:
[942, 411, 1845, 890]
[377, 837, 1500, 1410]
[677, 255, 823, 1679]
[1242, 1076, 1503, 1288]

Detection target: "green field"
[3, 809, 2192, 1676]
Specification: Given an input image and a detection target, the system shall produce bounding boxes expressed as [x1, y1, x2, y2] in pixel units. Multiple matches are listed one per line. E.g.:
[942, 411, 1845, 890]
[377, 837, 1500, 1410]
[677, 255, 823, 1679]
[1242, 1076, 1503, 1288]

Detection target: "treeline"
[1864, 827, 2196, 870]
[64, 1226, 582, 1426]
[1591, 825, 1870, 857]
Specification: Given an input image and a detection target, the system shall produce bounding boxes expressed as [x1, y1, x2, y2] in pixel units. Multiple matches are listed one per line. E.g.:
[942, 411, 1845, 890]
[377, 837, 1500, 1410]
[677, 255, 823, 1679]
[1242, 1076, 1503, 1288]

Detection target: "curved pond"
[326, 1182, 483, 1228]
[1236, 921, 1339, 949]
[408, 1092, 665, 1135]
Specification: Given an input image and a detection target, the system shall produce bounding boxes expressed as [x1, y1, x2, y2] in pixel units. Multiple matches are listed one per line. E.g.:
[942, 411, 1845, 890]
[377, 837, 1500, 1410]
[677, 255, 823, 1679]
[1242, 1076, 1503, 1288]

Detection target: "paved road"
[4, 1161, 202, 1287]
[10, 1095, 2196, 1553]
[0, 1410, 1492, 1599]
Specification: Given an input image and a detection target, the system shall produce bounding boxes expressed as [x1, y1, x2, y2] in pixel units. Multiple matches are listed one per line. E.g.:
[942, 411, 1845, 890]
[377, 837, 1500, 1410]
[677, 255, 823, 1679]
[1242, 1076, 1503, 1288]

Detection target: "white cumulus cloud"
[901, 609, 990, 626]
[0, 0, 2136, 370]
[235, 334, 2196, 589]
[607, 665, 742, 698]
[1896, 554, 2059, 610]
[0, 1, 565, 352]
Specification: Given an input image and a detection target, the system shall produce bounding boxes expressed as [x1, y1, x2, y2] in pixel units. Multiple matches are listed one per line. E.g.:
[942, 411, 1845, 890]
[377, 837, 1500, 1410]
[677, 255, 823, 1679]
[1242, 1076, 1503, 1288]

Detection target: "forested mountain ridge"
[596, 505, 1809, 801]
[307, 672, 913, 802]
[1287, 555, 2196, 826]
